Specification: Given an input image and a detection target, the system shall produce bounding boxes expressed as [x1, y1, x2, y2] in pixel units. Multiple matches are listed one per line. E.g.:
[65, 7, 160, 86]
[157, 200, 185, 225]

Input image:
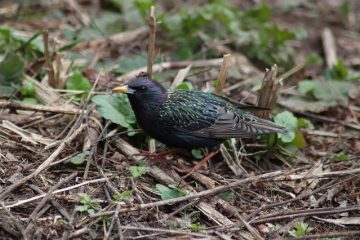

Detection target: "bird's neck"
[128, 91, 167, 120]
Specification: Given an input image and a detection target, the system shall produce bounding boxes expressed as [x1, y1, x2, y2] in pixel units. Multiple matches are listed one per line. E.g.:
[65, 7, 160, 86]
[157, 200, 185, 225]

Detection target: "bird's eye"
[139, 86, 147, 92]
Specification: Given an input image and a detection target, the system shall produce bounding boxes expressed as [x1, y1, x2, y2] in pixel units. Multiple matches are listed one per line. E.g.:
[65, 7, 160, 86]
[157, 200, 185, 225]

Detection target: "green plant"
[288, 221, 314, 237]
[156, 184, 187, 200]
[113, 189, 133, 201]
[75, 194, 100, 215]
[158, 1, 296, 68]
[273, 111, 312, 150]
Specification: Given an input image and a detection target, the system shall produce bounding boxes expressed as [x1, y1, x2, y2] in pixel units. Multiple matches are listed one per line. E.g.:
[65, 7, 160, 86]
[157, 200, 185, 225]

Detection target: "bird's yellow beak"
[112, 85, 130, 94]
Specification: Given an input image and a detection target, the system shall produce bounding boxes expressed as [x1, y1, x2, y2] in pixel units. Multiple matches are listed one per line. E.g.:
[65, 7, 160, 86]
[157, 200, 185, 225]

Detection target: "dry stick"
[28, 184, 71, 221]
[4, 177, 107, 209]
[91, 171, 281, 218]
[121, 226, 210, 238]
[67, 0, 90, 26]
[215, 54, 231, 95]
[0, 100, 81, 114]
[74, 27, 148, 51]
[147, 6, 156, 77]
[114, 138, 233, 226]
[0, 202, 27, 240]
[322, 27, 337, 67]
[0, 124, 85, 200]
[116, 58, 223, 83]
[170, 64, 192, 89]
[289, 230, 360, 240]
[245, 178, 338, 221]
[217, 198, 264, 240]
[250, 205, 360, 224]
[257, 205, 358, 220]
[257, 65, 280, 119]
[103, 203, 122, 240]
[25, 172, 78, 236]
[43, 30, 56, 88]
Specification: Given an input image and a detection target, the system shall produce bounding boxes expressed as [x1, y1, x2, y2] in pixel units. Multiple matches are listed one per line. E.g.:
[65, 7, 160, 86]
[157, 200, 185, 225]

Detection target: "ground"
[0, 0, 359, 239]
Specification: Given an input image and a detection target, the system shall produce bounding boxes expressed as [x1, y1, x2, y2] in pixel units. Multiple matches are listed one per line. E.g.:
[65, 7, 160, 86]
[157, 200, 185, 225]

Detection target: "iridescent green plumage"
[159, 90, 285, 139]
[114, 76, 286, 148]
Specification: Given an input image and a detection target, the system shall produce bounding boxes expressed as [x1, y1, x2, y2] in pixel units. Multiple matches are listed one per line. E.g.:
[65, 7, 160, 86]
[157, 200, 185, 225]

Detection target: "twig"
[42, 30, 56, 88]
[215, 54, 231, 95]
[147, 6, 156, 77]
[0, 100, 80, 114]
[103, 203, 122, 240]
[114, 138, 233, 226]
[74, 27, 148, 51]
[0, 124, 85, 200]
[116, 58, 223, 83]
[250, 205, 360, 224]
[120, 226, 211, 238]
[290, 230, 360, 240]
[245, 178, 337, 221]
[25, 173, 77, 237]
[28, 185, 71, 221]
[257, 65, 281, 119]
[91, 171, 281, 218]
[171, 65, 192, 89]
[3, 177, 107, 209]
[0, 202, 27, 240]
[67, 0, 90, 25]
[322, 27, 337, 67]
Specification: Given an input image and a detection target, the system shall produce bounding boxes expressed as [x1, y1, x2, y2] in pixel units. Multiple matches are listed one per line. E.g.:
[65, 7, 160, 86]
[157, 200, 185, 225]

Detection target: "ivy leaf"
[19, 82, 36, 97]
[191, 149, 204, 159]
[92, 94, 135, 128]
[129, 166, 149, 178]
[273, 111, 298, 143]
[65, 151, 89, 165]
[156, 184, 186, 200]
[0, 53, 24, 96]
[66, 69, 92, 91]
[74, 205, 89, 212]
[22, 97, 38, 105]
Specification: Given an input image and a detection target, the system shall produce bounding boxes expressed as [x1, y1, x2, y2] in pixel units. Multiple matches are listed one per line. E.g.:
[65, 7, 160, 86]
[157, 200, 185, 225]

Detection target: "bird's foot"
[175, 150, 220, 179]
[134, 148, 184, 161]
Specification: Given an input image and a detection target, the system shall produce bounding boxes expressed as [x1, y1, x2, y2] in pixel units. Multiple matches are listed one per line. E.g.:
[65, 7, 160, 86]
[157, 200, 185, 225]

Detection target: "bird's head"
[112, 75, 167, 111]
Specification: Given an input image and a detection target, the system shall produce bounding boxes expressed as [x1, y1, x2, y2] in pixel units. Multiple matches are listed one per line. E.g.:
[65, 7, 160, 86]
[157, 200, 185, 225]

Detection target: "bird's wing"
[159, 90, 286, 139]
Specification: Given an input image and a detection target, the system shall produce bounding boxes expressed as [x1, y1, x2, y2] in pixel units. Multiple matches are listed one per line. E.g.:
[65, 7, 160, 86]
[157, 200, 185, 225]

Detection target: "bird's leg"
[176, 149, 220, 179]
[134, 148, 185, 160]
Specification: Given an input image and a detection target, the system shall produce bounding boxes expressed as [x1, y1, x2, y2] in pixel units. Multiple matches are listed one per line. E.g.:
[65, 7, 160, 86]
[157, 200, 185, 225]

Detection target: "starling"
[112, 75, 286, 149]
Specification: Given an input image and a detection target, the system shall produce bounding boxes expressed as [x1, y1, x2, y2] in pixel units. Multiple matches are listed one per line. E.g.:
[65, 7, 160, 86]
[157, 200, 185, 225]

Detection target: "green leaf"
[218, 191, 236, 202]
[289, 130, 307, 149]
[75, 205, 89, 212]
[66, 69, 92, 91]
[188, 223, 206, 231]
[288, 222, 314, 237]
[92, 94, 135, 128]
[191, 149, 204, 160]
[79, 194, 91, 204]
[129, 166, 149, 178]
[58, 40, 80, 52]
[332, 153, 351, 161]
[280, 97, 338, 113]
[297, 118, 314, 129]
[65, 151, 89, 165]
[113, 190, 133, 201]
[0, 53, 24, 85]
[22, 97, 38, 105]
[298, 79, 353, 102]
[176, 82, 194, 91]
[156, 184, 186, 200]
[19, 82, 36, 97]
[273, 111, 298, 143]
[325, 60, 348, 81]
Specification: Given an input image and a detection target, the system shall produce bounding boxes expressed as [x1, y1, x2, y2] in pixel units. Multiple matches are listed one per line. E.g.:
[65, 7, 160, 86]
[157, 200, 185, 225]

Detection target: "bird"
[112, 74, 286, 174]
